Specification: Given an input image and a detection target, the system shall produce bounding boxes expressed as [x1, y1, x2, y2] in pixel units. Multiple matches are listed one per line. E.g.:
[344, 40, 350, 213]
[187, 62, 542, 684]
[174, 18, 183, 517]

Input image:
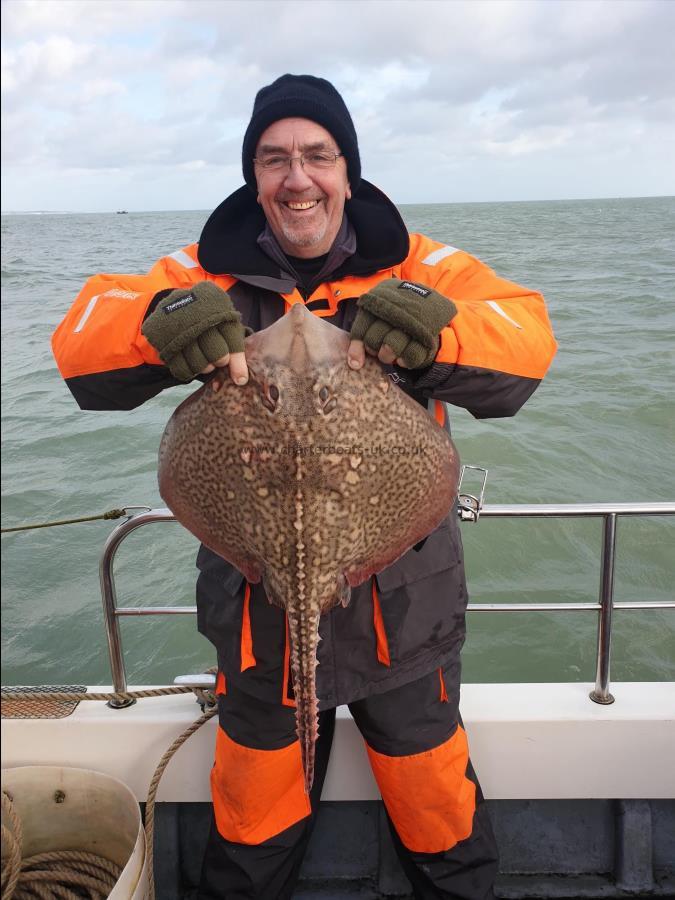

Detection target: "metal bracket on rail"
[174, 674, 217, 711]
[120, 505, 153, 518]
[457, 465, 489, 523]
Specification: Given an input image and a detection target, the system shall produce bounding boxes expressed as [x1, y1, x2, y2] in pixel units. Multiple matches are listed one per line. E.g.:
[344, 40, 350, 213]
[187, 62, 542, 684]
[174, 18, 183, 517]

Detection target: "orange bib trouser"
[197, 662, 498, 900]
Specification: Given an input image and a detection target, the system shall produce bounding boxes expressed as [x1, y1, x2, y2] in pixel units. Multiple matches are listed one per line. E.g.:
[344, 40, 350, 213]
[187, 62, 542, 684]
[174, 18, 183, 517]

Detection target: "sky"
[2, 0, 674, 212]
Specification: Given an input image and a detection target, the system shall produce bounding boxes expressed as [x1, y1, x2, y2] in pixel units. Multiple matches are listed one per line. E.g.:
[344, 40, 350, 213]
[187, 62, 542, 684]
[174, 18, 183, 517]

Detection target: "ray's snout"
[246, 302, 350, 372]
[287, 302, 313, 324]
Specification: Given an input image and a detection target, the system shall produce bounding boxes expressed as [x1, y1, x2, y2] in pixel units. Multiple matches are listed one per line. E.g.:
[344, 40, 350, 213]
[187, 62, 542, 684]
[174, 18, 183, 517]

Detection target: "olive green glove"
[351, 279, 457, 369]
[142, 282, 246, 382]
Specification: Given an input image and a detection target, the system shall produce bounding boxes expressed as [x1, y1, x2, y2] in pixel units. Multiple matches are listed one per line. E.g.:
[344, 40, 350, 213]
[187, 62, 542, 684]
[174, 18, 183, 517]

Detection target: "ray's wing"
[315, 362, 460, 588]
[158, 379, 296, 585]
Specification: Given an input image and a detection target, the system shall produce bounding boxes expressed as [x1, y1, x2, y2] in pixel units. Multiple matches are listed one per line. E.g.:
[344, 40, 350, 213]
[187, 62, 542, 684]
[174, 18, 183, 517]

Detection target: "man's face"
[254, 117, 352, 259]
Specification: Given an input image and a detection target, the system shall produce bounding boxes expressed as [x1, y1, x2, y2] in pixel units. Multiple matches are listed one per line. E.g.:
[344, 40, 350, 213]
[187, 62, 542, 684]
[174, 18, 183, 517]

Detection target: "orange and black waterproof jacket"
[52, 180, 557, 708]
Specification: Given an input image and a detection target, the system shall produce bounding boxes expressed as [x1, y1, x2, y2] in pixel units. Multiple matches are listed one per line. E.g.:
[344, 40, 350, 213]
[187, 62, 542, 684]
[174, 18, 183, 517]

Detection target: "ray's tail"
[286, 607, 321, 793]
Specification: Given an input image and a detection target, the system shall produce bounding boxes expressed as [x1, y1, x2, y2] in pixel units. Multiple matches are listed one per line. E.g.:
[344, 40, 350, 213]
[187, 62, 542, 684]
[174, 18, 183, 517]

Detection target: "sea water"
[2, 197, 674, 687]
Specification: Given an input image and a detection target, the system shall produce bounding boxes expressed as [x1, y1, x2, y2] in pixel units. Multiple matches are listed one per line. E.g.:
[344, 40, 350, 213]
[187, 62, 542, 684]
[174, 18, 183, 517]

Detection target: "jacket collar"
[256, 216, 357, 297]
[197, 179, 410, 291]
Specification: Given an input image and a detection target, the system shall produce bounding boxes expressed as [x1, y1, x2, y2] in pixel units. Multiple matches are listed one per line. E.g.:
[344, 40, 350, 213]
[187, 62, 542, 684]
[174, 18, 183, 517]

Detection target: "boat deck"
[3, 682, 674, 898]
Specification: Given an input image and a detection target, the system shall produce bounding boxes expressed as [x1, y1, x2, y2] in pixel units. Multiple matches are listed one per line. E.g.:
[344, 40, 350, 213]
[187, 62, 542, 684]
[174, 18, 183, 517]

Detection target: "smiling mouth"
[284, 200, 320, 211]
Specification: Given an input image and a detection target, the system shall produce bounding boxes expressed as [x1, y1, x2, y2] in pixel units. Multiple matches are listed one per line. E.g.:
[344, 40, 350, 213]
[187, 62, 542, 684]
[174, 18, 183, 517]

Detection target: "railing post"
[99, 518, 135, 708]
[590, 513, 617, 704]
[98, 508, 177, 708]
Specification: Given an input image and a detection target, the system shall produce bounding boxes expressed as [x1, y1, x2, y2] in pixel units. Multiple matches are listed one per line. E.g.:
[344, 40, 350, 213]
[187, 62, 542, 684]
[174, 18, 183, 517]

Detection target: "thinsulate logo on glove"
[164, 294, 197, 314]
[398, 281, 431, 298]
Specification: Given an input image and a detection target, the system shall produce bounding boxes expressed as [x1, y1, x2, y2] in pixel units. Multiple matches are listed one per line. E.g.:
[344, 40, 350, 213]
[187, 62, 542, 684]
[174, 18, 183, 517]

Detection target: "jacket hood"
[197, 179, 410, 283]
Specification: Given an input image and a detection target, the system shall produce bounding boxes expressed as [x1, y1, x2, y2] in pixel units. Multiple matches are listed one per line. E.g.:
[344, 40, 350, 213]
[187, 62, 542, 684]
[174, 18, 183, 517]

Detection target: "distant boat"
[116, 210, 128, 215]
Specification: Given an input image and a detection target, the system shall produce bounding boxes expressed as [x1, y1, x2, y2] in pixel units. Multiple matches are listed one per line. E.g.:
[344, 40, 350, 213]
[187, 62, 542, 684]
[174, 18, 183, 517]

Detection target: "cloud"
[0, 0, 168, 40]
[2, 0, 674, 210]
[1, 35, 95, 101]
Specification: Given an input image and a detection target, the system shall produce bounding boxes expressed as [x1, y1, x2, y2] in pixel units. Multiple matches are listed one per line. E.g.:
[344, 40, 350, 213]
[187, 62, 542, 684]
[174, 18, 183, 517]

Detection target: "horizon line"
[2, 192, 673, 215]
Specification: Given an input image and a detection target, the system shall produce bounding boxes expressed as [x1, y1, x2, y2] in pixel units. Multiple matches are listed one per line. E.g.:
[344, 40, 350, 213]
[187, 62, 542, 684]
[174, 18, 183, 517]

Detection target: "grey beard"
[280, 222, 327, 249]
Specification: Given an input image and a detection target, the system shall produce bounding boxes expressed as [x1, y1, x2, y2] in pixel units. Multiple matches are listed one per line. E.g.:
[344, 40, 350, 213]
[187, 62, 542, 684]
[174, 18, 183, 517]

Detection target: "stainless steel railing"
[100, 502, 675, 708]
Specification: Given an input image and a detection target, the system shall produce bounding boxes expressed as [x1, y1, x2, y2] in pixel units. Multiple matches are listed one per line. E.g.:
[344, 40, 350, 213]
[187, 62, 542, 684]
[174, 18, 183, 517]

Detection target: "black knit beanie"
[242, 74, 361, 193]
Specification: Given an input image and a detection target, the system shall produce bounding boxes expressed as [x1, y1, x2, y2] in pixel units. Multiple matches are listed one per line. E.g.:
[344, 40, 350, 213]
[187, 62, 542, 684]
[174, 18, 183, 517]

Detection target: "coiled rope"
[2, 790, 122, 898]
[1, 683, 217, 899]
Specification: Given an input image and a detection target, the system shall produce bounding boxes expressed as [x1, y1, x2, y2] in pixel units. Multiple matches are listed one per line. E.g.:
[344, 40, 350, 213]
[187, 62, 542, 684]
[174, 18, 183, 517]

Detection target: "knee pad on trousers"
[211, 724, 311, 844]
[366, 723, 476, 853]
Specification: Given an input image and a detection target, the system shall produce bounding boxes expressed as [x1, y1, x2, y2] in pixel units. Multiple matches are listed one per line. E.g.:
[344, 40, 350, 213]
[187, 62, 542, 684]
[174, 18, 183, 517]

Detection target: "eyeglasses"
[253, 151, 343, 173]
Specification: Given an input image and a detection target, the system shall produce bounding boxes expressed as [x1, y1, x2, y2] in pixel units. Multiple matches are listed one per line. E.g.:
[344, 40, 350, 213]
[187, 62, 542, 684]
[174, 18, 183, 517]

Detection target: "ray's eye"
[262, 383, 279, 412]
[318, 385, 336, 414]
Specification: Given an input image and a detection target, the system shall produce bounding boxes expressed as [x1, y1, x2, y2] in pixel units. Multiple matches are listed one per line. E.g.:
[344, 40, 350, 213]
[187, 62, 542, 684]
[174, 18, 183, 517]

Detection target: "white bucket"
[1, 765, 147, 899]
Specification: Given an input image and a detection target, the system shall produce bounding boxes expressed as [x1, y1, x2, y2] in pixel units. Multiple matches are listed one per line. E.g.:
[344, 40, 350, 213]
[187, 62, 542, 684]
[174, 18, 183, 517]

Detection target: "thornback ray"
[157, 304, 460, 791]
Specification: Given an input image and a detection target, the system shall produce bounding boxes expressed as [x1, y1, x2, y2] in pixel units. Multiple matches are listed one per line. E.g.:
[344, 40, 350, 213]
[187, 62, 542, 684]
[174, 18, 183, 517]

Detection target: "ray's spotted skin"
[158, 305, 459, 791]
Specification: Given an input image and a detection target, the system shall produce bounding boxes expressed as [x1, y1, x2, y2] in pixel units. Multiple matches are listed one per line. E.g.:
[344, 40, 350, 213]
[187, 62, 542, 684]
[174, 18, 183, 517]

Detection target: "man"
[52, 74, 557, 899]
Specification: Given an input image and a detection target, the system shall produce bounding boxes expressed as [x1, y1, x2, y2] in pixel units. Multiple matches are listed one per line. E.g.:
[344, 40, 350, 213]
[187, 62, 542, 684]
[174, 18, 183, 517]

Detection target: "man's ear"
[346, 183, 352, 201]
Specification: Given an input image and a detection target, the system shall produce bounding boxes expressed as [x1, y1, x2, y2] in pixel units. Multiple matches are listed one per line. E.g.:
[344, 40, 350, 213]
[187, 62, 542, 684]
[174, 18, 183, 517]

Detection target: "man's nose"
[283, 157, 314, 190]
